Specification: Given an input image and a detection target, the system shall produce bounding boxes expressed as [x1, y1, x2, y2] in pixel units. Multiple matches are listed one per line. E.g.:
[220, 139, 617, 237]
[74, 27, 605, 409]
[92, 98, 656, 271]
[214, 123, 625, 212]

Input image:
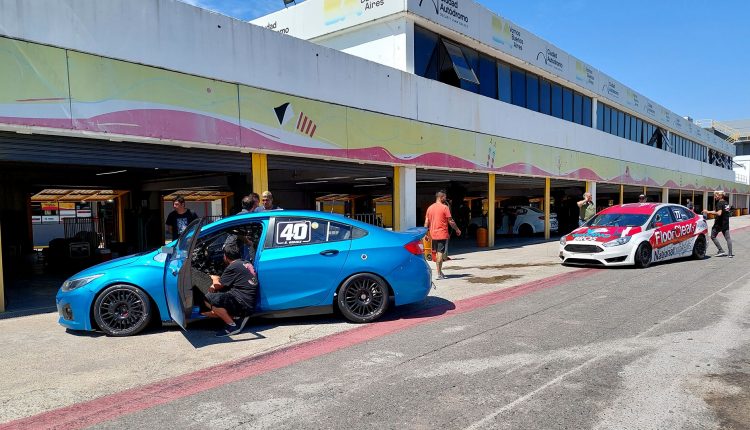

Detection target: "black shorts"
[432, 239, 447, 253]
[205, 291, 253, 317]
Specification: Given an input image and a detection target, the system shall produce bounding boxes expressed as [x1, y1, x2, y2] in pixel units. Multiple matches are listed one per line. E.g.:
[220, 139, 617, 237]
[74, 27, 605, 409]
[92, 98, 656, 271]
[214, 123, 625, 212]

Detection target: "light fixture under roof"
[296, 180, 329, 185]
[355, 176, 387, 181]
[353, 183, 387, 188]
[96, 169, 127, 176]
[313, 176, 350, 181]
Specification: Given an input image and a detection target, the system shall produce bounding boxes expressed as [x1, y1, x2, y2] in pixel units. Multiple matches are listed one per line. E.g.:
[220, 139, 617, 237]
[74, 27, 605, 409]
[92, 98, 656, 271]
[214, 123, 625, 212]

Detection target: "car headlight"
[559, 237, 567, 246]
[61, 274, 104, 292]
[602, 236, 632, 247]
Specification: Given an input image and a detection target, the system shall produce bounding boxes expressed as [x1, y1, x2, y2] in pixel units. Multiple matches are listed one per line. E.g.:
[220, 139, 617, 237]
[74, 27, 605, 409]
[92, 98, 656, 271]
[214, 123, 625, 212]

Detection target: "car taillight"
[404, 240, 424, 256]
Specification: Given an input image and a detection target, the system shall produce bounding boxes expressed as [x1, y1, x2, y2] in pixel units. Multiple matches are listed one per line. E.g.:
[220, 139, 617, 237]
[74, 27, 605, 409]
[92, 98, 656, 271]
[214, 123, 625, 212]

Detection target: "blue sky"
[183, 0, 749, 121]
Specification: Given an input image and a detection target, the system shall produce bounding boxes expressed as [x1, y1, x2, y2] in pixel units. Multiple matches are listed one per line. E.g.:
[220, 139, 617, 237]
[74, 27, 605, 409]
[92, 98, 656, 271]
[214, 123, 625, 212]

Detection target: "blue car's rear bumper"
[387, 255, 432, 305]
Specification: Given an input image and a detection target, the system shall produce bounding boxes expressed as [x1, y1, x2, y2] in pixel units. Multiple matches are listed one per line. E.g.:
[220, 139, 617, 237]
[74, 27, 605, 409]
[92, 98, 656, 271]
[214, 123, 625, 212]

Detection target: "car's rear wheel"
[336, 273, 389, 323]
[692, 234, 707, 259]
[634, 242, 652, 268]
[93, 284, 152, 336]
[518, 224, 533, 237]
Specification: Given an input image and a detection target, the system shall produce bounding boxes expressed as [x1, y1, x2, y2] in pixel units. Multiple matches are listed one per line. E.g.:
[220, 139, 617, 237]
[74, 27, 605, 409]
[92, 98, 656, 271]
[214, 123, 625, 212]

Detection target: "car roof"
[598, 203, 666, 215]
[205, 210, 375, 230]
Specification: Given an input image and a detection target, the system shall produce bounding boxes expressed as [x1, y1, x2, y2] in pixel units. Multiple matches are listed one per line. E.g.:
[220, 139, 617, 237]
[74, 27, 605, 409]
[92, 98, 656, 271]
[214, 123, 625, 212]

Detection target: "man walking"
[703, 191, 734, 258]
[425, 190, 461, 280]
[577, 192, 595, 226]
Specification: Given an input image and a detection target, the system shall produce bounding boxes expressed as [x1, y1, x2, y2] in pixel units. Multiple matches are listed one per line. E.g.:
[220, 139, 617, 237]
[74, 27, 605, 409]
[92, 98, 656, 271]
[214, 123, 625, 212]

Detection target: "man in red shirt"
[425, 190, 461, 279]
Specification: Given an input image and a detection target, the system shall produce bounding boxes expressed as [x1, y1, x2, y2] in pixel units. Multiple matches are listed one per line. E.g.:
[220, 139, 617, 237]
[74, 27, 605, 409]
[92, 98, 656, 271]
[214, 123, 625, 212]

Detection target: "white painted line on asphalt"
[463, 268, 750, 430]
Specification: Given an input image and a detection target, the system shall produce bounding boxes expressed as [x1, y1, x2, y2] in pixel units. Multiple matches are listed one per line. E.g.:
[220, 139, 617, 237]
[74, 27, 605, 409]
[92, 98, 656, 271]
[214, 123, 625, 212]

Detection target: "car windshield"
[586, 213, 649, 227]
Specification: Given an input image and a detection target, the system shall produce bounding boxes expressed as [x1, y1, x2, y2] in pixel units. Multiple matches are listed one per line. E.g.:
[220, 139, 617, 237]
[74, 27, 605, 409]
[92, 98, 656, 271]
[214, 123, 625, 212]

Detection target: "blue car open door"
[164, 218, 204, 330]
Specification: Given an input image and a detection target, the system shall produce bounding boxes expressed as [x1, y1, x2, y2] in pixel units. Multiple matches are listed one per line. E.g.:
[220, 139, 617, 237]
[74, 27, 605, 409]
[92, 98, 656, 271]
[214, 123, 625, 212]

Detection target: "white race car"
[559, 203, 708, 268]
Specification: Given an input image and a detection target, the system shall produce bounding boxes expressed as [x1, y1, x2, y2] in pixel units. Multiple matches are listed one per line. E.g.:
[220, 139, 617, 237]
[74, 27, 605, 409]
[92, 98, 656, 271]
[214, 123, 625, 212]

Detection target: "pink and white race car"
[559, 203, 708, 268]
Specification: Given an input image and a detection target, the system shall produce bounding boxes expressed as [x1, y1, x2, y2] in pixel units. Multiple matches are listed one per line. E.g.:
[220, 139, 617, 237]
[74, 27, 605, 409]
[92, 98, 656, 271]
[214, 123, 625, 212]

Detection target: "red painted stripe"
[305, 119, 314, 135]
[296, 112, 303, 129]
[0, 268, 594, 430]
[309, 124, 317, 138]
[300, 116, 308, 132]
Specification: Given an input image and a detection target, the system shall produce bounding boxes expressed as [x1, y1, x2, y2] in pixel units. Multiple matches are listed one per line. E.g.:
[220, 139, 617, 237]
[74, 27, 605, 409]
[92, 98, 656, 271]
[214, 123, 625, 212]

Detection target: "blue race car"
[56, 211, 431, 336]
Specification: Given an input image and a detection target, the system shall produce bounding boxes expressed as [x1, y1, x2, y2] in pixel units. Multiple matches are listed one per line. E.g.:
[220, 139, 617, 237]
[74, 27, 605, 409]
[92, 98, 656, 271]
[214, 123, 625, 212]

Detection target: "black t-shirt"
[166, 210, 198, 239]
[221, 259, 259, 309]
[714, 199, 730, 231]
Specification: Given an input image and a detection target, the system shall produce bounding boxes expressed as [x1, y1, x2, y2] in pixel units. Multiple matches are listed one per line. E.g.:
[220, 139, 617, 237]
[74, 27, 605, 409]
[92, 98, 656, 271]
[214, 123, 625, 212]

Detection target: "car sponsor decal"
[651, 221, 697, 248]
[652, 236, 695, 261]
[275, 220, 312, 245]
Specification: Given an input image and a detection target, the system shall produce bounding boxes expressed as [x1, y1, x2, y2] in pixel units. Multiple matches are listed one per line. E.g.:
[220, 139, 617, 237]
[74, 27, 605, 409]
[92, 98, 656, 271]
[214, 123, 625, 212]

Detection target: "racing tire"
[634, 242, 652, 269]
[518, 224, 533, 237]
[692, 234, 707, 260]
[336, 273, 389, 323]
[93, 284, 152, 336]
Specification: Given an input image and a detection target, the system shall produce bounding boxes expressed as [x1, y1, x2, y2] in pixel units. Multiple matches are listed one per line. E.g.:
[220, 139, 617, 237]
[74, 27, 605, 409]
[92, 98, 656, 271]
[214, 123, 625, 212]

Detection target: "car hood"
[67, 250, 156, 279]
[566, 226, 643, 243]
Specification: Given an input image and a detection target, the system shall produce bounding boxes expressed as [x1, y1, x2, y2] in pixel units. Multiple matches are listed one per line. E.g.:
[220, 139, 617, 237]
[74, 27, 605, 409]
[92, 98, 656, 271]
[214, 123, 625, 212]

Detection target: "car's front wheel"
[692, 234, 707, 260]
[336, 273, 389, 323]
[93, 284, 152, 336]
[634, 242, 652, 268]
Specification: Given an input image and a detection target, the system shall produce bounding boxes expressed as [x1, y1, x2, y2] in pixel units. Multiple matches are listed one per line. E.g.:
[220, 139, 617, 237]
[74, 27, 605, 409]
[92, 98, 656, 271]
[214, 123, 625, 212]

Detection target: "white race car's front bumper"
[559, 242, 635, 267]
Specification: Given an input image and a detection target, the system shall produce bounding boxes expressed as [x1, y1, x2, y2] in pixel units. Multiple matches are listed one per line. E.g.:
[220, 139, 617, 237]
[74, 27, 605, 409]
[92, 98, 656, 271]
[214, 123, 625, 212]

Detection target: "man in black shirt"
[203, 242, 259, 336]
[703, 191, 733, 258]
[165, 196, 198, 240]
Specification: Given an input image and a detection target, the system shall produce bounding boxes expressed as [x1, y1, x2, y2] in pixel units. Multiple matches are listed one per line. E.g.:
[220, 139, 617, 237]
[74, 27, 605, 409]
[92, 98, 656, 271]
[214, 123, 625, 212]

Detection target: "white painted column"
[398, 166, 416, 229]
[661, 187, 669, 203]
[587, 181, 597, 207]
[703, 191, 709, 212]
[591, 98, 598, 128]
[746, 195, 749, 213]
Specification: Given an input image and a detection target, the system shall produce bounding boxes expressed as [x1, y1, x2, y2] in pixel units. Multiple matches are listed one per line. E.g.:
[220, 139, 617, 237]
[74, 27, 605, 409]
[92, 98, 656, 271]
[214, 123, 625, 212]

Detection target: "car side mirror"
[160, 245, 174, 255]
[654, 222, 663, 227]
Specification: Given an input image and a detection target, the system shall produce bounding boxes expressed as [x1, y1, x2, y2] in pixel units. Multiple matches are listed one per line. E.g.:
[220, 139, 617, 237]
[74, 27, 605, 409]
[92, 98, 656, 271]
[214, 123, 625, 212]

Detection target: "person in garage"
[202, 242, 258, 337]
[577, 192, 595, 226]
[165, 196, 198, 240]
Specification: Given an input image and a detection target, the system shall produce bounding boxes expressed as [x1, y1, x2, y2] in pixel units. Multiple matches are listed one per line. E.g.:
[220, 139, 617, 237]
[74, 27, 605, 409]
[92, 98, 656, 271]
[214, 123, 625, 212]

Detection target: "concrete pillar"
[393, 166, 416, 230]
[746, 195, 749, 213]
[116, 196, 125, 242]
[488, 174, 495, 247]
[251, 153, 269, 195]
[592, 98, 598, 128]
[0, 218, 4, 312]
[619, 184, 624, 205]
[544, 177, 551, 240]
[703, 191, 709, 212]
[661, 187, 669, 203]
[587, 181, 597, 207]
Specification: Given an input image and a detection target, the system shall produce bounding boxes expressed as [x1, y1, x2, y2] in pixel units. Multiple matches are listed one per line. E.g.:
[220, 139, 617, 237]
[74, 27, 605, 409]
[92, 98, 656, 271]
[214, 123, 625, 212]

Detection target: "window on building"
[498, 62, 511, 103]
[510, 67, 526, 107]
[414, 25, 439, 79]
[526, 73, 539, 112]
[562, 88, 573, 121]
[596, 102, 604, 130]
[551, 83, 562, 118]
[603, 105, 611, 133]
[610, 107, 618, 136]
[617, 111, 625, 138]
[582, 96, 592, 127]
[623, 113, 631, 140]
[539, 78, 551, 115]
[636, 119, 642, 143]
[630, 116, 636, 142]
[440, 39, 479, 86]
[573, 92, 582, 124]
[459, 45, 480, 93]
[478, 54, 497, 99]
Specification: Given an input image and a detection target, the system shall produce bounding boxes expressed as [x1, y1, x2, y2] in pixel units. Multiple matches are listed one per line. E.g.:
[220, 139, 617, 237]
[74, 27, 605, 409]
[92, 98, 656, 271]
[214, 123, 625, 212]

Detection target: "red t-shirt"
[426, 202, 452, 240]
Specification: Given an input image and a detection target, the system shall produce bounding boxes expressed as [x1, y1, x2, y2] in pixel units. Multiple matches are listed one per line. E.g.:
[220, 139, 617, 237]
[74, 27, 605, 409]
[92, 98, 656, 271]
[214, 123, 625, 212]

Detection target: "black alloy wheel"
[634, 242, 652, 269]
[337, 274, 389, 323]
[692, 235, 707, 259]
[93, 284, 152, 336]
[518, 224, 533, 237]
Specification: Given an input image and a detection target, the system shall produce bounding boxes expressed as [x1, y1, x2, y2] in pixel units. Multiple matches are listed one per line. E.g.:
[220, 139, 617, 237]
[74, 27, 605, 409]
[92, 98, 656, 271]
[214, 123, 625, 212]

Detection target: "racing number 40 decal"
[275, 220, 312, 245]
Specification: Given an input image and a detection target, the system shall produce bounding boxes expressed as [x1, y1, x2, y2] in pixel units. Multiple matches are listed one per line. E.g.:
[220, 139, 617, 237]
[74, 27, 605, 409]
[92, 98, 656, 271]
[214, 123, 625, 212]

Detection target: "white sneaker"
[715, 252, 727, 257]
[728, 254, 734, 258]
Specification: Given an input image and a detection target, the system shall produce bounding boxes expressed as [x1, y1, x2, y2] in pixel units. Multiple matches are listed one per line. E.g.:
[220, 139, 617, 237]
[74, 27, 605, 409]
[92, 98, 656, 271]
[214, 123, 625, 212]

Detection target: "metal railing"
[695, 119, 743, 143]
[350, 213, 384, 227]
[63, 217, 105, 249]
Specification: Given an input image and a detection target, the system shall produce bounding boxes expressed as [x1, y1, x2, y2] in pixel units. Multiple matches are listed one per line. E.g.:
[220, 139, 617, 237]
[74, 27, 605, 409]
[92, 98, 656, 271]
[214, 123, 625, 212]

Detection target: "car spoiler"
[397, 226, 428, 242]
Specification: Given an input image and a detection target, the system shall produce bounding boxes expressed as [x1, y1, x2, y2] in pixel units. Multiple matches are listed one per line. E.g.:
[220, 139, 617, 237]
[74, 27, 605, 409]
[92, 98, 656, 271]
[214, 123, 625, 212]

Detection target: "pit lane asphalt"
[1, 217, 748, 428]
[92, 222, 750, 430]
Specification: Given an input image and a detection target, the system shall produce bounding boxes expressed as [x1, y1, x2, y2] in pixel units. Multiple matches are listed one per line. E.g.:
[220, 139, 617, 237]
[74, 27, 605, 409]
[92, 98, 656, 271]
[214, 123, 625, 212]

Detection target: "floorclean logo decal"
[575, 61, 595, 86]
[420, 0, 469, 27]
